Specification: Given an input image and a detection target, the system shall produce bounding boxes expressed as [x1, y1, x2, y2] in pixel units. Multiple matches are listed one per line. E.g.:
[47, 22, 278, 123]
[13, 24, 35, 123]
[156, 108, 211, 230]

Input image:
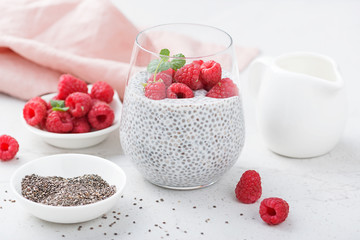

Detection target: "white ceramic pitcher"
[248, 52, 347, 158]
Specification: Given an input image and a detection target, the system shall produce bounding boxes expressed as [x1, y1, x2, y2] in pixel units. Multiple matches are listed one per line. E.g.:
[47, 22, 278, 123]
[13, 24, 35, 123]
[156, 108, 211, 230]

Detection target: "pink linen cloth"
[0, 0, 258, 101]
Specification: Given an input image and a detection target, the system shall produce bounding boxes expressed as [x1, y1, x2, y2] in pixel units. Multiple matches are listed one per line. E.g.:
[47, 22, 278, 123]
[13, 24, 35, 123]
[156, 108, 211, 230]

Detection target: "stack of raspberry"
[23, 74, 115, 134]
[145, 60, 239, 100]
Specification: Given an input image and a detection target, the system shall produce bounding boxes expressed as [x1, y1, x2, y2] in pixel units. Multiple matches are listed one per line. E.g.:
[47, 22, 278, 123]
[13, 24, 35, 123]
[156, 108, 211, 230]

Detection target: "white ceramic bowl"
[23, 86, 122, 149]
[10, 154, 126, 224]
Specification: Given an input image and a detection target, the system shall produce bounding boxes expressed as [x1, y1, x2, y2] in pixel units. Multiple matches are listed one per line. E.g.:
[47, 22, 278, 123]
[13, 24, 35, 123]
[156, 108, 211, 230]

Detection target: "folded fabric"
[0, 0, 259, 101]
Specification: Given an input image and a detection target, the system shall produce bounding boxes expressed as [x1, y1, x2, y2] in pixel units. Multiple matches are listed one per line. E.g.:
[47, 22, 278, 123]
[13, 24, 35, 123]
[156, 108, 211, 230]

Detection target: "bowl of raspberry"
[22, 75, 121, 149]
[120, 23, 245, 189]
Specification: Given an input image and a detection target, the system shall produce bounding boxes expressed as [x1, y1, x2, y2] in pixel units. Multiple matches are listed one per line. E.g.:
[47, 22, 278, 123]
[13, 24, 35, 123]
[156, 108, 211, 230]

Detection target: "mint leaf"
[160, 48, 170, 56]
[147, 59, 160, 73]
[159, 49, 170, 61]
[51, 100, 65, 108]
[173, 53, 185, 58]
[158, 61, 171, 72]
[52, 106, 69, 111]
[50, 100, 69, 112]
[147, 49, 185, 75]
[170, 53, 186, 70]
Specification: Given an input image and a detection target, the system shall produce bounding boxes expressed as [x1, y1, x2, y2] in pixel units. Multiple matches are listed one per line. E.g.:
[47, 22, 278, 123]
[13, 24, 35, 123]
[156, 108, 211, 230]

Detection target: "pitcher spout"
[274, 52, 344, 91]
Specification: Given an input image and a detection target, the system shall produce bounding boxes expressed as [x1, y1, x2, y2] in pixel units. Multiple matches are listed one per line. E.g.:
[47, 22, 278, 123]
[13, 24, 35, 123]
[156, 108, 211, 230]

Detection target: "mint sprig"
[147, 49, 186, 82]
[50, 100, 69, 112]
[170, 53, 186, 70]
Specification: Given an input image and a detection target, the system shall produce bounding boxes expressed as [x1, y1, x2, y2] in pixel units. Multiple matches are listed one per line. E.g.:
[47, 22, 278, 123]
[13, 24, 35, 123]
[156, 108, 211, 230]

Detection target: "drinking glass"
[120, 23, 245, 189]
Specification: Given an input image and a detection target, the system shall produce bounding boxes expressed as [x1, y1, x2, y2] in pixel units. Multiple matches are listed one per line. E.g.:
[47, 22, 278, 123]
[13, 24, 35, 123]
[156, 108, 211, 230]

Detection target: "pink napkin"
[0, 0, 258, 101]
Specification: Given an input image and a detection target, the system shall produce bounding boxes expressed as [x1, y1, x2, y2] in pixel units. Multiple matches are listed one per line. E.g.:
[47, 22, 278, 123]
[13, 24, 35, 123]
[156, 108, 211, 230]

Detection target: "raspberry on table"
[72, 117, 91, 133]
[144, 81, 166, 100]
[259, 197, 289, 225]
[206, 78, 239, 98]
[57, 74, 88, 100]
[0, 135, 19, 161]
[65, 92, 92, 118]
[87, 101, 115, 130]
[235, 170, 262, 204]
[167, 83, 194, 99]
[148, 72, 173, 88]
[90, 81, 114, 104]
[200, 60, 222, 90]
[23, 97, 47, 126]
[174, 60, 204, 90]
[45, 111, 73, 133]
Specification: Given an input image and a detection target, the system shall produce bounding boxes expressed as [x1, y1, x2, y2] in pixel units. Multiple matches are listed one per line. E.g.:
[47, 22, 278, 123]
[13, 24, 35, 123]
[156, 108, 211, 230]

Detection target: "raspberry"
[57, 74, 88, 100]
[148, 72, 172, 88]
[200, 60, 222, 90]
[162, 68, 175, 78]
[206, 78, 239, 98]
[65, 92, 92, 117]
[23, 97, 47, 126]
[174, 60, 204, 90]
[90, 81, 114, 104]
[87, 101, 115, 130]
[39, 109, 53, 130]
[31, 97, 47, 109]
[0, 135, 19, 161]
[45, 111, 73, 133]
[72, 117, 91, 133]
[144, 81, 166, 100]
[259, 198, 289, 225]
[167, 83, 194, 99]
[235, 170, 262, 204]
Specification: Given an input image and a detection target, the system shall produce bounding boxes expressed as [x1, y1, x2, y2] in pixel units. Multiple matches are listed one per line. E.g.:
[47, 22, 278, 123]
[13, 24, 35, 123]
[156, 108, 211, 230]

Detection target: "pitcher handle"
[247, 56, 272, 99]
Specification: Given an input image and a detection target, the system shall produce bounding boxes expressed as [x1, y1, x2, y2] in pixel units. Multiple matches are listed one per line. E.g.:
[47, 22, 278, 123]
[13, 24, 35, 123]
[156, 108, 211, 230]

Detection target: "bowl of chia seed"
[10, 154, 126, 224]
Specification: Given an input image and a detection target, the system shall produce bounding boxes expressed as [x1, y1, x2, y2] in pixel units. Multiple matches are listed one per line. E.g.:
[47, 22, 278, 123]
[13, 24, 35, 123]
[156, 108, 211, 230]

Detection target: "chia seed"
[21, 174, 116, 206]
[120, 71, 245, 188]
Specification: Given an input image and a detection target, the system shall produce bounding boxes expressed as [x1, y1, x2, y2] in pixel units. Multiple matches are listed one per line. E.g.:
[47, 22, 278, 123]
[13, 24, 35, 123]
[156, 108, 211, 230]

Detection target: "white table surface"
[1, 0, 360, 239]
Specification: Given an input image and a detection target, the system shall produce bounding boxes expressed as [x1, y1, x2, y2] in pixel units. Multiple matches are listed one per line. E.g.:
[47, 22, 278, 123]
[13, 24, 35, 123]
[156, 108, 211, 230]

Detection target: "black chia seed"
[21, 174, 116, 206]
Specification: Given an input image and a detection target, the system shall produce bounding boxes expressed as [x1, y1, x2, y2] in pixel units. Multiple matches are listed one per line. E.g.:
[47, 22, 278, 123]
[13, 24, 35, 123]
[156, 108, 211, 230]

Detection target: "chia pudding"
[120, 71, 245, 189]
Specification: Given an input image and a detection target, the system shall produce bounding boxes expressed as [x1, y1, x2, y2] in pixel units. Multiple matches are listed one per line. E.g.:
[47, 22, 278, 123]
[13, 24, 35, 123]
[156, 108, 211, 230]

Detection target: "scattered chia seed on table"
[21, 174, 116, 206]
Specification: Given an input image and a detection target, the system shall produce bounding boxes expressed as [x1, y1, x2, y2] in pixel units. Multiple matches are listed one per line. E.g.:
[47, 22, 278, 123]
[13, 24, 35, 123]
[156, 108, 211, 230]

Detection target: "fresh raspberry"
[65, 92, 92, 117]
[90, 81, 114, 104]
[200, 60, 222, 90]
[148, 72, 172, 88]
[174, 60, 204, 90]
[206, 78, 239, 98]
[23, 98, 47, 126]
[167, 83, 194, 99]
[144, 81, 166, 100]
[162, 68, 175, 78]
[235, 170, 262, 204]
[259, 197, 290, 225]
[71, 117, 91, 133]
[0, 135, 19, 161]
[57, 74, 88, 100]
[31, 97, 47, 109]
[87, 101, 115, 130]
[45, 111, 73, 133]
[39, 109, 53, 130]
[192, 60, 204, 66]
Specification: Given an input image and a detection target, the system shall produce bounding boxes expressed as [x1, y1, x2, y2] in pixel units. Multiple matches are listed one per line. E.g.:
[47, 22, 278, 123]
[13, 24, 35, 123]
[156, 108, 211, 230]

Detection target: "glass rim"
[135, 23, 233, 59]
